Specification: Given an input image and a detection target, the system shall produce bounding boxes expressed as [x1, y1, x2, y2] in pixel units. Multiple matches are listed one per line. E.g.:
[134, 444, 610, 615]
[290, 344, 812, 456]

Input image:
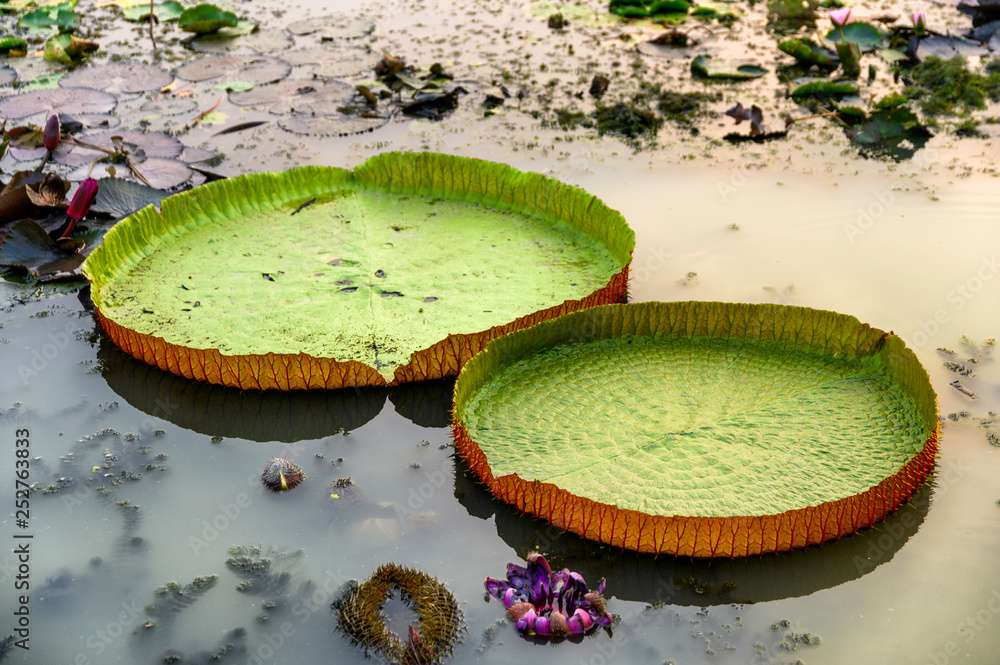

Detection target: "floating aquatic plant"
[454, 302, 938, 557]
[334, 563, 462, 665]
[484, 552, 611, 638]
[260, 457, 305, 492]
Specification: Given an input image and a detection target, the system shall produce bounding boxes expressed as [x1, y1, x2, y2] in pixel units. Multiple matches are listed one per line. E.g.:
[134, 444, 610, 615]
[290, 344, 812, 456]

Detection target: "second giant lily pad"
[453, 301, 938, 557]
[82, 152, 633, 390]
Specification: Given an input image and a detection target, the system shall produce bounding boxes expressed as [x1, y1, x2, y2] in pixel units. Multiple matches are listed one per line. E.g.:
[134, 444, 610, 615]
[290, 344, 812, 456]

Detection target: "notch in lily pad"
[691, 55, 766, 80]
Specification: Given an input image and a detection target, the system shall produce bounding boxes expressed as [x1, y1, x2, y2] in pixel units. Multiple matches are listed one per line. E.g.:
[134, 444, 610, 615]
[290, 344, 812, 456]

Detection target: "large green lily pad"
[82, 152, 633, 390]
[453, 301, 938, 557]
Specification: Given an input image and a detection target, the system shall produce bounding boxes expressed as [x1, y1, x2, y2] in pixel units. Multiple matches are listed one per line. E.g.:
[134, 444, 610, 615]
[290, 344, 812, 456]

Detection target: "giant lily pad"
[453, 301, 938, 557]
[82, 152, 634, 390]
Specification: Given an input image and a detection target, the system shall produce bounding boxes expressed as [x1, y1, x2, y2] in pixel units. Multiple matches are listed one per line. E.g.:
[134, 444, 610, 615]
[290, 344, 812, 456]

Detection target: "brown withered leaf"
[724, 102, 765, 135]
[24, 174, 71, 209]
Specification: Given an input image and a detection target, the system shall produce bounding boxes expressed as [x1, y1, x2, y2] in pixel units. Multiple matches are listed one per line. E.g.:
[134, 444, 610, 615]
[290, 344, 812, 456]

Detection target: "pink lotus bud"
[829, 8, 851, 27]
[67, 178, 99, 221]
[44, 114, 60, 151]
[912, 12, 926, 36]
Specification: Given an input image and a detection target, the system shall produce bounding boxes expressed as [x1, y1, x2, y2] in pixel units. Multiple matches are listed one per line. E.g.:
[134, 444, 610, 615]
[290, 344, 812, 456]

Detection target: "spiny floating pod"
[333, 563, 462, 664]
[484, 552, 612, 639]
[260, 458, 305, 492]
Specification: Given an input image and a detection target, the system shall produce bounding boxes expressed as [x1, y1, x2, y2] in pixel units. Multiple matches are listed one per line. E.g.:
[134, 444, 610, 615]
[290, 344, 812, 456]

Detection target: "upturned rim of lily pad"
[453, 301, 939, 558]
[82, 151, 633, 390]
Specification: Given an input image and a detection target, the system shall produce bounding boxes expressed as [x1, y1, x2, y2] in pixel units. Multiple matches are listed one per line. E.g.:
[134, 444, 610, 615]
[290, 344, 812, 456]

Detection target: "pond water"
[2, 0, 1000, 663]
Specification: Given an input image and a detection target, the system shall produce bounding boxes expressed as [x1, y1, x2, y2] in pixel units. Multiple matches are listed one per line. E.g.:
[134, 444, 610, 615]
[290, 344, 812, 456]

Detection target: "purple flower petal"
[534, 615, 550, 636]
[484, 577, 510, 601]
[526, 555, 552, 604]
[515, 608, 537, 633]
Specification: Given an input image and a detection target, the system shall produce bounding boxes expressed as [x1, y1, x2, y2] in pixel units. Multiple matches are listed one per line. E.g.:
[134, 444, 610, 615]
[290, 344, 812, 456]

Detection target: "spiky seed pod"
[260, 457, 305, 492]
[335, 563, 463, 665]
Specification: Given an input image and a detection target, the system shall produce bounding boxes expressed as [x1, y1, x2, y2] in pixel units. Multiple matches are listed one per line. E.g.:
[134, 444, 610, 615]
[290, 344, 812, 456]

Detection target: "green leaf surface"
[178, 3, 238, 34]
[791, 80, 858, 98]
[825, 22, 882, 48]
[83, 152, 634, 383]
[122, 1, 184, 22]
[691, 55, 766, 80]
[456, 301, 936, 519]
[19, 5, 79, 33]
[778, 38, 837, 68]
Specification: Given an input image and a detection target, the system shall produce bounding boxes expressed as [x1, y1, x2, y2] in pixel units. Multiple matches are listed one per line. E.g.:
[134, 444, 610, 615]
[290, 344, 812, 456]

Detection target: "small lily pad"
[91, 177, 170, 218]
[825, 22, 882, 49]
[277, 112, 389, 137]
[19, 5, 79, 33]
[69, 158, 193, 190]
[778, 38, 837, 68]
[121, 1, 184, 22]
[790, 80, 858, 98]
[0, 219, 84, 282]
[174, 54, 292, 84]
[914, 35, 990, 61]
[0, 86, 116, 119]
[285, 15, 375, 40]
[52, 129, 185, 167]
[186, 29, 293, 54]
[59, 63, 174, 94]
[228, 79, 355, 114]
[610, 0, 689, 18]
[284, 45, 374, 78]
[0, 64, 17, 86]
[179, 4, 239, 34]
[140, 97, 200, 116]
[691, 55, 766, 80]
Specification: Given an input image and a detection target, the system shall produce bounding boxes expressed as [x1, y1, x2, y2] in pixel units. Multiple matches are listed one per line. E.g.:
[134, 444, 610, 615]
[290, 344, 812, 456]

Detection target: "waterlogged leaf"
[0, 220, 85, 281]
[0, 171, 69, 224]
[187, 28, 290, 54]
[90, 177, 170, 218]
[175, 54, 291, 84]
[284, 45, 373, 78]
[277, 112, 389, 136]
[778, 38, 837, 68]
[848, 116, 932, 161]
[825, 22, 883, 49]
[914, 35, 990, 61]
[790, 80, 858, 98]
[878, 48, 908, 64]
[179, 4, 238, 34]
[82, 152, 635, 389]
[69, 158, 194, 190]
[0, 86, 116, 119]
[691, 55, 766, 80]
[140, 97, 200, 116]
[285, 15, 375, 40]
[59, 62, 174, 93]
[228, 79, 355, 114]
[53, 129, 185, 167]
[121, 1, 184, 22]
[44, 34, 99, 64]
[453, 301, 938, 557]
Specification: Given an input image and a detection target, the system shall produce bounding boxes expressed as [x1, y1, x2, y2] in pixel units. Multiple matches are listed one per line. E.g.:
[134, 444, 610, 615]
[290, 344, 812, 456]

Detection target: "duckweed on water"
[902, 56, 1000, 118]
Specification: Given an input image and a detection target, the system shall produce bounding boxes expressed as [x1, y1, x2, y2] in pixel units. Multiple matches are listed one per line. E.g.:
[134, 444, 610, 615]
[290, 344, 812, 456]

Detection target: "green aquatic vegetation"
[593, 101, 663, 139]
[902, 56, 1000, 117]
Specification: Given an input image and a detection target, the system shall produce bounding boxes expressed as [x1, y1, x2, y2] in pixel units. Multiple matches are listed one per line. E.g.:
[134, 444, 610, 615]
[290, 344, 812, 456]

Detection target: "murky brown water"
[2, 0, 1000, 663]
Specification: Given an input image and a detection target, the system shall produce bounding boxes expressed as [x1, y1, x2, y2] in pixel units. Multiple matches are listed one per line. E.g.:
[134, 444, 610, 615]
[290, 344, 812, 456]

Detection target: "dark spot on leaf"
[374, 269, 386, 278]
[262, 273, 275, 281]
[423, 297, 438, 303]
[339, 287, 358, 293]
[380, 291, 403, 297]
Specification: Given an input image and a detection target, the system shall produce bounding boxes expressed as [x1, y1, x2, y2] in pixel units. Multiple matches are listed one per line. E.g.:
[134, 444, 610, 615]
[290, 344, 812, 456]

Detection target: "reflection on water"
[456, 456, 930, 606]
